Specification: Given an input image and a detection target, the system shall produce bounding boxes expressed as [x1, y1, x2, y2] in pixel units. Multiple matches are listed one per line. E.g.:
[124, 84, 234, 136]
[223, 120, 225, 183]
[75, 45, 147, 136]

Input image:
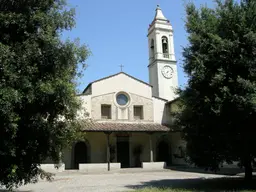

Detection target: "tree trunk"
[244, 158, 252, 181]
[243, 132, 252, 181]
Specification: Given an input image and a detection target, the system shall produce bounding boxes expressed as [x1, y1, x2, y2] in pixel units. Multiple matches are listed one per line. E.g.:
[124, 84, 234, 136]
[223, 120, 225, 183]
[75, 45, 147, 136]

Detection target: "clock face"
[161, 65, 174, 79]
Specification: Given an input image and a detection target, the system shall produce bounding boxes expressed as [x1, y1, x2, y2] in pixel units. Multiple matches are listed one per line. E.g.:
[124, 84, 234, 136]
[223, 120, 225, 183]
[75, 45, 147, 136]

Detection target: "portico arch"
[71, 140, 90, 169]
[156, 136, 172, 166]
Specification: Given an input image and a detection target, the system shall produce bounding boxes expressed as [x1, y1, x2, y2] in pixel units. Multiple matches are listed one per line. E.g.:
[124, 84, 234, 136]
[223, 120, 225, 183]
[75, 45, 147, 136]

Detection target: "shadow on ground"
[126, 177, 256, 192]
[0, 190, 32, 192]
[168, 166, 246, 176]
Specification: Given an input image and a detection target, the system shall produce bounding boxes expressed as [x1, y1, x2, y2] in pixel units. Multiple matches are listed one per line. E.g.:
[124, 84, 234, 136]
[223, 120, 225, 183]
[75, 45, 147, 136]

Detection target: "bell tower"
[148, 5, 178, 101]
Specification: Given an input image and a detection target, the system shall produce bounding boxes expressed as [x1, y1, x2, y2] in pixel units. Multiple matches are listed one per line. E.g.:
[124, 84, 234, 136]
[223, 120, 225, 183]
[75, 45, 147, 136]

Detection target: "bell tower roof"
[154, 5, 167, 21]
[149, 5, 172, 31]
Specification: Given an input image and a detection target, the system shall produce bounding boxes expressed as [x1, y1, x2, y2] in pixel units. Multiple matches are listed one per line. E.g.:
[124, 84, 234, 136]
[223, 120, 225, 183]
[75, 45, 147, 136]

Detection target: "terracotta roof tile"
[82, 122, 171, 132]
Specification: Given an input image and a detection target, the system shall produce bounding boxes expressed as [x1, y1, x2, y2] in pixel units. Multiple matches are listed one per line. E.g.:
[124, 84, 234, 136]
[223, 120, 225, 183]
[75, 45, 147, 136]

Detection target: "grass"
[129, 177, 256, 192]
[133, 188, 256, 192]
[133, 188, 192, 192]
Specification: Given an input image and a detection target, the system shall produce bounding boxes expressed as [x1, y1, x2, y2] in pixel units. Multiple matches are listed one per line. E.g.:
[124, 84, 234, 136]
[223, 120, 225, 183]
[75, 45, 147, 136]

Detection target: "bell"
[162, 38, 167, 44]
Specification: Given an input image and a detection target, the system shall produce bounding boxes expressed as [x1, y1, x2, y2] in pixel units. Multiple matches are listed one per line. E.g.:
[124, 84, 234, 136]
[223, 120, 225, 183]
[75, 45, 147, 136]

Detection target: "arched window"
[162, 36, 169, 58]
[150, 39, 155, 59]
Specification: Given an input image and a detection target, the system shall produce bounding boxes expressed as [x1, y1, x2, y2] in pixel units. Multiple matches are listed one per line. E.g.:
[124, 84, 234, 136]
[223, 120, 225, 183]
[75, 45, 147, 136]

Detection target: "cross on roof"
[119, 64, 124, 72]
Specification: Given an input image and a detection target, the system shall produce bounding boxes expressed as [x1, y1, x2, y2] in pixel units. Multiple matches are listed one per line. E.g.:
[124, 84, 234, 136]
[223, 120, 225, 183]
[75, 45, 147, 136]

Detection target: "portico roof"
[82, 122, 172, 132]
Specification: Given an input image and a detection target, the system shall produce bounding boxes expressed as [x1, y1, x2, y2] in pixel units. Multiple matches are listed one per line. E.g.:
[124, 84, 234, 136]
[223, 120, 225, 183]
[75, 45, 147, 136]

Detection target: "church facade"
[43, 5, 186, 172]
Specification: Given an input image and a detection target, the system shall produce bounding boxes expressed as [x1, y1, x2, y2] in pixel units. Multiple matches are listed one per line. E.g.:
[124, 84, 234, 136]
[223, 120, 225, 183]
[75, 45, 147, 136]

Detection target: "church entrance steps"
[79, 163, 121, 173]
[39, 162, 168, 174]
[142, 162, 166, 169]
[39, 163, 65, 173]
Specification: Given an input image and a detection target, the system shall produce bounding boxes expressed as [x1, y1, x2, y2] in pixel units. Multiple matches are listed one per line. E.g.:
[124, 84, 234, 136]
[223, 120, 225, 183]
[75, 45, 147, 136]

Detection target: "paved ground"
[1, 169, 229, 192]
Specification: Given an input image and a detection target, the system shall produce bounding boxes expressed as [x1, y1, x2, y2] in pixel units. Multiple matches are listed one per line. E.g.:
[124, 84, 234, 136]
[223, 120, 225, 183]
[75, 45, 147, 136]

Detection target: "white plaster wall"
[85, 132, 109, 163]
[148, 63, 159, 97]
[153, 97, 169, 124]
[92, 73, 152, 98]
[157, 61, 179, 101]
[149, 59, 179, 101]
[77, 95, 91, 118]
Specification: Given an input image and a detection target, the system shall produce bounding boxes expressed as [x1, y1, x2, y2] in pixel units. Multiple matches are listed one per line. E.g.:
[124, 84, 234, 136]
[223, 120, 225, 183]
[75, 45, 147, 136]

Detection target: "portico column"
[104, 132, 112, 171]
[148, 133, 154, 162]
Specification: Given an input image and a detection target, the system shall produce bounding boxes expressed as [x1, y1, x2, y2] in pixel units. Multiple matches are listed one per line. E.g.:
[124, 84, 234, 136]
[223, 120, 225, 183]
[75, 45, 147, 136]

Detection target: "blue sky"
[63, 0, 215, 93]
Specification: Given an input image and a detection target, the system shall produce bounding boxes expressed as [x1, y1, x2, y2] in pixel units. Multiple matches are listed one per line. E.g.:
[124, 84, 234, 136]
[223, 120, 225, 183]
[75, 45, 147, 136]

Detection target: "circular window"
[116, 93, 129, 106]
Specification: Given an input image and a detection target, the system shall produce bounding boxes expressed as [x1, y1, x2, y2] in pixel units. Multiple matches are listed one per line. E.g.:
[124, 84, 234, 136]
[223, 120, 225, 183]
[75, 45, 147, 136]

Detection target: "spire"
[148, 4, 171, 31]
[154, 5, 167, 21]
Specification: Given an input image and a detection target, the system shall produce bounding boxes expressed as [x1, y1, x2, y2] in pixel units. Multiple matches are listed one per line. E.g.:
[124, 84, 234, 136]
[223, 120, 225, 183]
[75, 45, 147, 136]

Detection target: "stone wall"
[91, 92, 154, 122]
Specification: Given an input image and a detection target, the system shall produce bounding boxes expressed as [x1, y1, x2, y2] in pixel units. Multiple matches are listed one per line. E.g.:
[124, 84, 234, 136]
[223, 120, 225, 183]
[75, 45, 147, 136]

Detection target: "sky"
[63, 0, 215, 93]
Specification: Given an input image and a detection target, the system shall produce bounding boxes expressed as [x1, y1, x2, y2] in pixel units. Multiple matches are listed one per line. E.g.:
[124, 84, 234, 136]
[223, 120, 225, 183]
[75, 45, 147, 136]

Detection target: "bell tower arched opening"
[162, 36, 169, 58]
[150, 39, 155, 59]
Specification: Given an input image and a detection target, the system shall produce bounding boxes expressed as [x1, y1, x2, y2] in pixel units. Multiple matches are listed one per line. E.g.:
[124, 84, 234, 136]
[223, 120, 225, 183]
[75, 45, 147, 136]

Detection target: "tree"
[0, 0, 89, 188]
[175, 0, 256, 180]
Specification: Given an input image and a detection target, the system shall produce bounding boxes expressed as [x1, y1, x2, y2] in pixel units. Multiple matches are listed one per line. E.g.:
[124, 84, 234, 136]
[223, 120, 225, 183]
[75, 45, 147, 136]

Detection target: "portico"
[62, 122, 172, 171]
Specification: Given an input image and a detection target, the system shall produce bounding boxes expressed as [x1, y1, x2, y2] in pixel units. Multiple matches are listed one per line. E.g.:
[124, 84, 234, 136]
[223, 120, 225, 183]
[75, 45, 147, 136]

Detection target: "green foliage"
[0, 0, 89, 189]
[132, 188, 191, 192]
[175, 0, 256, 179]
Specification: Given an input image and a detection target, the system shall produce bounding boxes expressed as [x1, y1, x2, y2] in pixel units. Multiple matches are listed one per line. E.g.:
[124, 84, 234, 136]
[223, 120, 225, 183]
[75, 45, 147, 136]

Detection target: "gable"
[84, 72, 152, 98]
